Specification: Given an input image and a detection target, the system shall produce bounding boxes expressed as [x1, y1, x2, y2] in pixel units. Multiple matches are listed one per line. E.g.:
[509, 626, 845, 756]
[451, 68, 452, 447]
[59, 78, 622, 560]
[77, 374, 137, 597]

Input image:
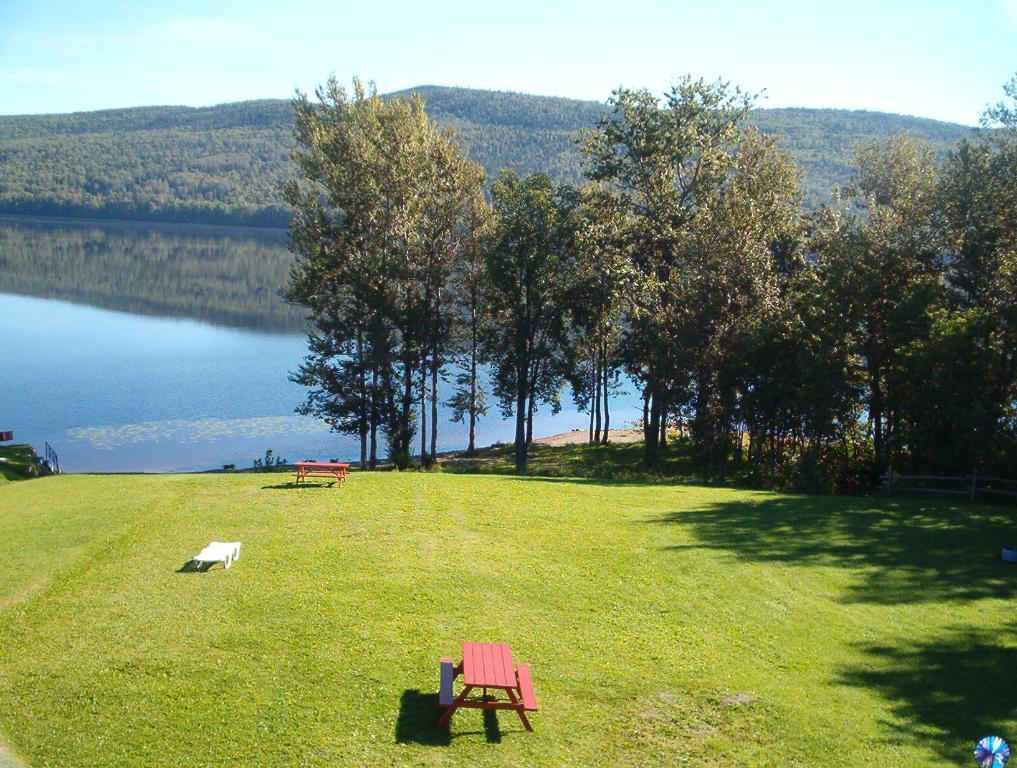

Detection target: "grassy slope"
[439, 439, 700, 480]
[0, 470, 1015, 766]
[0, 445, 38, 484]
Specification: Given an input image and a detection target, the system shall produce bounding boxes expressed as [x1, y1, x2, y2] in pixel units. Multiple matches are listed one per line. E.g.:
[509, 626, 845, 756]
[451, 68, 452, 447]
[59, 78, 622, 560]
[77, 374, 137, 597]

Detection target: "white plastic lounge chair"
[192, 541, 241, 569]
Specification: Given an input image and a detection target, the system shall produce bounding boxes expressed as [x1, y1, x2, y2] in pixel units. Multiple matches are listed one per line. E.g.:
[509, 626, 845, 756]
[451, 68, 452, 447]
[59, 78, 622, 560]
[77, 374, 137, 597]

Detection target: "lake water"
[1, 217, 640, 472]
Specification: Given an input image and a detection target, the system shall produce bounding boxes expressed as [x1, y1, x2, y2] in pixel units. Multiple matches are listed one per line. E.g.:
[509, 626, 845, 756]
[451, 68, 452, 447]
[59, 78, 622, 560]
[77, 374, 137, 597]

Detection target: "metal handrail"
[44, 441, 60, 474]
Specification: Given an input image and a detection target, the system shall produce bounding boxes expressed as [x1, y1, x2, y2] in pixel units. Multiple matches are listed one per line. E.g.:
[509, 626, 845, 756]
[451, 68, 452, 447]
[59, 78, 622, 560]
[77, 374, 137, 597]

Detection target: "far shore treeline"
[287, 75, 1017, 491]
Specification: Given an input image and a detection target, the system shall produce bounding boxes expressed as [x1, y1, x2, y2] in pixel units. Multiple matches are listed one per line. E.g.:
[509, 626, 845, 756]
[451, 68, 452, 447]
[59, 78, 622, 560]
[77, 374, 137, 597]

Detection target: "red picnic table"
[292, 461, 349, 486]
[437, 642, 538, 731]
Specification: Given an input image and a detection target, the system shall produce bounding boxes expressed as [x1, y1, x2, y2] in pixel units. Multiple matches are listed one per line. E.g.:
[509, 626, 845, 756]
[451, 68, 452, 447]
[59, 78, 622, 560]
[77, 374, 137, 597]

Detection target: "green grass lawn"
[1, 468, 1015, 766]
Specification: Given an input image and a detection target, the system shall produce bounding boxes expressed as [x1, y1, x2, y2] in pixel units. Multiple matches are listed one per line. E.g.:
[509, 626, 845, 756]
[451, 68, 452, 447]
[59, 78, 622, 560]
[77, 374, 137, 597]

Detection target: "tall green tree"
[918, 73, 1017, 474]
[733, 209, 865, 491]
[583, 79, 751, 465]
[484, 171, 578, 471]
[285, 79, 402, 468]
[446, 202, 494, 455]
[416, 133, 488, 466]
[567, 183, 633, 444]
[583, 79, 802, 471]
[679, 128, 804, 478]
[285, 78, 486, 468]
[831, 136, 942, 471]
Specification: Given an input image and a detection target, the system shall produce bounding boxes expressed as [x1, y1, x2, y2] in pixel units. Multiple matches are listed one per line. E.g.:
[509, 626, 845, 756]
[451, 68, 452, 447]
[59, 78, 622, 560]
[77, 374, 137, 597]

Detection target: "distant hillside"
[0, 85, 975, 228]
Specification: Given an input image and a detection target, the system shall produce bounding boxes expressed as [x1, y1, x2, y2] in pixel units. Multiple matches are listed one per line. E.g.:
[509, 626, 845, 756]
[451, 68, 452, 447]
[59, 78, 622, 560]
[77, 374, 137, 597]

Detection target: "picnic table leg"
[505, 688, 533, 732]
[437, 684, 473, 728]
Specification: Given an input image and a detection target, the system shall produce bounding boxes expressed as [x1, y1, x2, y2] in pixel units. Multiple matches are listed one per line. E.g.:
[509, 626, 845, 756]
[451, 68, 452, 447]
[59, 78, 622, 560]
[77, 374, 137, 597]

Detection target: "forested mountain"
[0, 85, 975, 227]
[0, 101, 294, 227]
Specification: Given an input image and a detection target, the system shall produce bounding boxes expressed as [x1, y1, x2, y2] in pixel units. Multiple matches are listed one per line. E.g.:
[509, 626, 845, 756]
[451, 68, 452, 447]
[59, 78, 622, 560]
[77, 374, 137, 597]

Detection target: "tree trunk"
[420, 356, 428, 465]
[716, 386, 736, 480]
[468, 310, 478, 456]
[526, 356, 539, 447]
[693, 370, 712, 471]
[369, 366, 379, 469]
[601, 343, 610, 444]
[430, 291, 441, 465]
[718, 420, 730, 482]
[659, 397, 668, 448]
[526, 394, 534, 446]
[430, 351, 439, 464]
[359, 413, 368, 468]
[357, 329, 367, 469]
[593, 355, 602, 444]
[514, 366, 529, 472]
[869, 359, 884, 467]
[399, 352, 415, 465]
[642, 385, 651, 442]
[645, 383, 661, 466]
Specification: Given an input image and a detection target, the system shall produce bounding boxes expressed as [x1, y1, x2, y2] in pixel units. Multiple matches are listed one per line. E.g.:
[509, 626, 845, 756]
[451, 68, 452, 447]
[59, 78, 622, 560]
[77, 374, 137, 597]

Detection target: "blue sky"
[1, 0, 1014, 123]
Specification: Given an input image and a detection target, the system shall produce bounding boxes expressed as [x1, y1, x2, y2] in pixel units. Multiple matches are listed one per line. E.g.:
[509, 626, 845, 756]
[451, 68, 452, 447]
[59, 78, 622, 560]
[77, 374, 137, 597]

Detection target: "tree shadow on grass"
[837, 624, 1017, 761]
[654, 494, 1017, 605]
[440, 441, 699, 484]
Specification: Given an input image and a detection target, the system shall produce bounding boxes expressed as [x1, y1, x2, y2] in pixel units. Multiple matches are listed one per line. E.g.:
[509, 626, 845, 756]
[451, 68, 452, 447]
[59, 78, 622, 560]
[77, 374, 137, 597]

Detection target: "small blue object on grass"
[975, 736, 1010, 768]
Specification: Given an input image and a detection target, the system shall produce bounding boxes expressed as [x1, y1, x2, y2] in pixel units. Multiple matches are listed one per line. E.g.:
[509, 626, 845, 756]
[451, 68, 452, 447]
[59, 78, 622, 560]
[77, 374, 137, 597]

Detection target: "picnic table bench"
[292, 461, 349, 486]
[437, 642, 537, 731]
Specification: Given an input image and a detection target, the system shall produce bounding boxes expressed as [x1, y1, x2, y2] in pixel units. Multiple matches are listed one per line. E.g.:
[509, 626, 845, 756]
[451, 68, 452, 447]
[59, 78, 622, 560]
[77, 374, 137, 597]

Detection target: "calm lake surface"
[1, 217, 640, 472]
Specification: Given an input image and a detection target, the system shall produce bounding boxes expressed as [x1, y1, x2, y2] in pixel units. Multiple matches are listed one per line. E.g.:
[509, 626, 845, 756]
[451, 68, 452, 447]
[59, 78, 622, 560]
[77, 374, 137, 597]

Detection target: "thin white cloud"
[0, 68, 72, 85]
[155, 17, 258, 46]
[15, 31, 147, 54]
[12, 18, 259, 54]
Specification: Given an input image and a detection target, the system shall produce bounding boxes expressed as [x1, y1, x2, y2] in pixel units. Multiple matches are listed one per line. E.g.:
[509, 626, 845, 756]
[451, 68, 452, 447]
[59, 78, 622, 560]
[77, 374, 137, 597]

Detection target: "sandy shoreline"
[532, 428, 643, 446]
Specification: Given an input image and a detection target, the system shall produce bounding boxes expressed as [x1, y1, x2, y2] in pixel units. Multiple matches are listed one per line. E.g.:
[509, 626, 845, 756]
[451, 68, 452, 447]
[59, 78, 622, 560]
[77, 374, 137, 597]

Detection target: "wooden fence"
[879, 470, 1017, 502]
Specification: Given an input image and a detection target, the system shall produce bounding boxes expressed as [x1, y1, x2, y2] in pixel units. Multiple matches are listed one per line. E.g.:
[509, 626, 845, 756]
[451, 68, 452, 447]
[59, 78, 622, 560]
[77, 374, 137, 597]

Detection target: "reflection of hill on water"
[0, 216, 305, 333]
